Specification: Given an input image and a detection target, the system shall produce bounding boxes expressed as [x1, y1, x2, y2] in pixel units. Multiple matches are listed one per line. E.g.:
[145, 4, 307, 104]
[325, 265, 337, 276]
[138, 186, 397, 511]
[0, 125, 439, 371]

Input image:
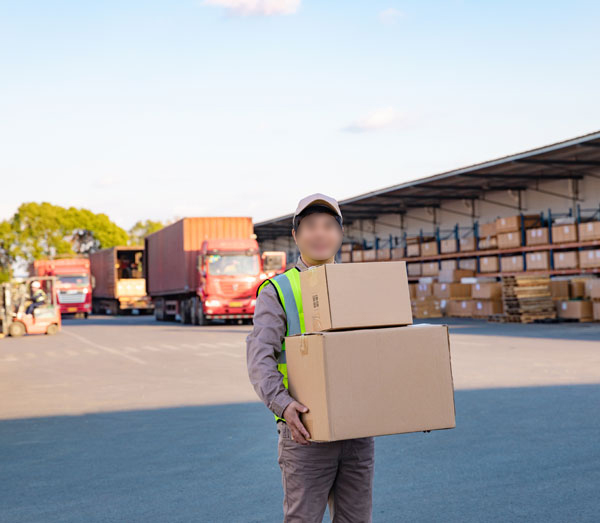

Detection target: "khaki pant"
[276, 421, 375, 522]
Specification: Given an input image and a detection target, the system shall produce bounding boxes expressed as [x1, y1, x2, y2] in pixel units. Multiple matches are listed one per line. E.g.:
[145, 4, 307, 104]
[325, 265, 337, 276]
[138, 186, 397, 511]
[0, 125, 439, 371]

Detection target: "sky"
[1, 0, 599, 230]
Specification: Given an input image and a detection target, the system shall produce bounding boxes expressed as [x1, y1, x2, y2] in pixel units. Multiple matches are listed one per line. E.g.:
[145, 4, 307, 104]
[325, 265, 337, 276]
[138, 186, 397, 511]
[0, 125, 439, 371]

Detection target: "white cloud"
[342, 107, 403, 133]
[379, 7, 403, 25]
[203, 0, 301, 16]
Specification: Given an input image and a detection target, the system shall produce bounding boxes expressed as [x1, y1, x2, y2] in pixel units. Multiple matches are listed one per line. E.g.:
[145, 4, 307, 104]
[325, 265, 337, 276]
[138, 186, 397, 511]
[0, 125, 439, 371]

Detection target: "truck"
[29, 258, 92, 318]
[145, 217, 286, 325]
[89, 246, 153, 315]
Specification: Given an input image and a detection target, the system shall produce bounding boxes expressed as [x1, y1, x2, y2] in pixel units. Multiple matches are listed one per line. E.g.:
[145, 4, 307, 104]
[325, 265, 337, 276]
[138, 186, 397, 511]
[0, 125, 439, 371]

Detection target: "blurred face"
[292, 212, 343, 261]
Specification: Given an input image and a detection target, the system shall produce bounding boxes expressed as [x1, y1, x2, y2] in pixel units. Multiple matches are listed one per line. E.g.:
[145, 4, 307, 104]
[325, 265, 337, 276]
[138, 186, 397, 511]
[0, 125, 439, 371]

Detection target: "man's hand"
[283, 400, 311, 445]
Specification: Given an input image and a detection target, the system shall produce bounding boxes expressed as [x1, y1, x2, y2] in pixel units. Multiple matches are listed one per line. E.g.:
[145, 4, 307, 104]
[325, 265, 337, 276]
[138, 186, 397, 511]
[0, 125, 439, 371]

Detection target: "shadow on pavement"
[1, 384, 599, 522]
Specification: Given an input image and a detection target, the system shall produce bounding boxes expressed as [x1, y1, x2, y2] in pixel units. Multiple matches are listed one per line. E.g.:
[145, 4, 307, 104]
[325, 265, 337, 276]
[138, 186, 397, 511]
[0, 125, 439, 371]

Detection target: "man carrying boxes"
[246, 193, 456, 522]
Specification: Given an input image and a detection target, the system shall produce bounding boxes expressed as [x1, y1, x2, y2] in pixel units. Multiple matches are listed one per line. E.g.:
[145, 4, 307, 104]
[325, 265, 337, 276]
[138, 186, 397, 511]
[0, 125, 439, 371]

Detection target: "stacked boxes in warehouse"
[284, 261, 455, 441]
[338, 209, 600, 323]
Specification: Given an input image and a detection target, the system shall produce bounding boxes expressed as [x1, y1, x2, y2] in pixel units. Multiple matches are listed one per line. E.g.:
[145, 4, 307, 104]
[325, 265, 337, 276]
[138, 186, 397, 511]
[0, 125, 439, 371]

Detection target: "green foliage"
[128, 219, 164, 245]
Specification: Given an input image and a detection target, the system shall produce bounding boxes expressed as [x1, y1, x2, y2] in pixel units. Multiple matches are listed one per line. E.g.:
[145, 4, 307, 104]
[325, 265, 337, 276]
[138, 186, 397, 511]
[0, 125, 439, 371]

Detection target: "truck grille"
[218, 281, 254, 297]
[58, 291, 85, 304]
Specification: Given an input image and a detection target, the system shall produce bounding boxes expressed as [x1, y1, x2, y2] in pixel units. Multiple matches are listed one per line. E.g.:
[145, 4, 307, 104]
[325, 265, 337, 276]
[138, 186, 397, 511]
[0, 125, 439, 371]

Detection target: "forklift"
[0, 276, 61, 338]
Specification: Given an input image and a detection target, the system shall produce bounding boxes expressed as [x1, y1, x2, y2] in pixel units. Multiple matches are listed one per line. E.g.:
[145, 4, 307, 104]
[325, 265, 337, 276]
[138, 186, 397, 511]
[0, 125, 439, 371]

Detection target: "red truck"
[89, 246, 153, 315]
[29, 258, 92, 317]
[145, 217, 285, 325]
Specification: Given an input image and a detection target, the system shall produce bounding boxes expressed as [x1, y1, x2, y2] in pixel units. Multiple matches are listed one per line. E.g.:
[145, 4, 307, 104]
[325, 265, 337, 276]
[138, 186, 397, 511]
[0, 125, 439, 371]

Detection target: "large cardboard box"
[300, 262, 412, 332]
[526, 228, 549, 246]
[479, 256, 499, 273]
[556, 300, 593, 321]
[416, 282, 433, 298]
[459, 258, 477, 271]
[351, 250, 363, 262]
[441, 259, 458, 270]
[421, 241, 438, 256]
[441, 238, 457, 254]
[433, 282, 471, 299]
[526, 251, 550, 271]
[552, 224, 578, 244]
[549, 280, 569, 299]
[377, 248, 391, 261]
[472, 282, 502, 299]
[406, 244, 420, 257]
[594, 302, 600, 321]
[479, 222, 496, 237]
[579, 221, 600, 242]
[447, 299, 473, 317]
[500, 255, 524, 272]
[422, 261, 439, 276]
[553, 251, 578, 269]
[585, 279, 600, 300]
[496, 214, 540, 233]
[473, 300, 502, 316]
[497, 231, 522, 249]
[407, 262, 421, 276]
[411, 297, 442, 319]
[340, 252, 352, 263]
[391, 247, 404, 260]
[478, 236, 497, 250]
[285, 324, 456, 441]
[362, 249, 377, 262]
[579, 249, 600, 269]
[459, 237, 476, 252]
[438, 268, 475, 283]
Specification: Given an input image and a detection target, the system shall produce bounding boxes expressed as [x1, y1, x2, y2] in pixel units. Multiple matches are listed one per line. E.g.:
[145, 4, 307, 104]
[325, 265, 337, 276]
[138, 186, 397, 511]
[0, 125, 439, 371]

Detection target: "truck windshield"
[207, 255, 260, 276]
[58, 274, 90, 285]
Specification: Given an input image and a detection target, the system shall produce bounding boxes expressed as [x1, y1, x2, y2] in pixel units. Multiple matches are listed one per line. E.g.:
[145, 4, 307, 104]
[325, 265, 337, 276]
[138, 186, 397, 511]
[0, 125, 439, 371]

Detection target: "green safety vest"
[256, 267, 306, 424]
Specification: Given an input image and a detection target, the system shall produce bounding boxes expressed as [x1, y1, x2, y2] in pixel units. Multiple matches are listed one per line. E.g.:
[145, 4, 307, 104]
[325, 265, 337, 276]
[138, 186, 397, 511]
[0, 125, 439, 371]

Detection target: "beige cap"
[294, 193, 343, 221]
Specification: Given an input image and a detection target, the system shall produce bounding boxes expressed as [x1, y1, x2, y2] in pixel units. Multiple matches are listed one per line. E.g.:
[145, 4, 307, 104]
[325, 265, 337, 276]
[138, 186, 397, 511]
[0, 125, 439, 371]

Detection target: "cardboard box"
[438, 268, 475, 283]
[479, 222, 496, 237]
[421, 241, 438, 256]
[526, 227, 549, 246]
[552, 224, 578, 244]
[472, 282, 501, 300]
[362, 250, 377, 262]
[500, 255, 524, 272]
[459, 258, 477, 271]
[377, 248, 391, 261]
[441, 259, 458, 271]
[459, 237, 476, 252]
[556, 300, 593, 320]
[496, 214, 540, 233]
[300, 261, 412, 332]
[585, 280, 600, 300]
[422, 261, 439, 276]
[340, 252, 352, 263]
[447, 299, 473, 317]
[433, 282, 471, 299]
[570, 280, 586, 299]
[391, 247, 404, 260]
[407, 263, 421, 276]
[351, 250, 363, 262]
[406, 244, 420, 257]
[409, 283, 417, 298]
[441, 238, 457, 254]
[579, 221, 600, 242]
[478, 236, 497, 250]
[579, 249, 600, 269]
[285, 324, 456, 441]
[526, 251, 550, 271]
[416, 282, 433, 298]
[594, 302, 600, 321]
[479, 256, 499, 273]
[472, 300, 502, 316]
[411, 297, 442, 319]
[553, 251, 578, 269]
[341, 244, 354, 252]
[549, 280, 569, 299]
[497, 231, 522, 249]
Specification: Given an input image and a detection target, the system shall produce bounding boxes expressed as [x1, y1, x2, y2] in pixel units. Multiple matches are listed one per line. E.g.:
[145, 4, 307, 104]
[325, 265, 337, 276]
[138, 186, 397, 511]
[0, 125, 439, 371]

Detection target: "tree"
[128, 219, 164, 245]
[0, 219, 15, 282]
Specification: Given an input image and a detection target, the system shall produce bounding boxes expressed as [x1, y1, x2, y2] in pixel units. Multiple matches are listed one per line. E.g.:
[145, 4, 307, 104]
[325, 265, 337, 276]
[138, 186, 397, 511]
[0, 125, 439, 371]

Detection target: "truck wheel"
[46, 324, 59, 335]
[197, 303, 206, 326]
[9, 322, 25, 338]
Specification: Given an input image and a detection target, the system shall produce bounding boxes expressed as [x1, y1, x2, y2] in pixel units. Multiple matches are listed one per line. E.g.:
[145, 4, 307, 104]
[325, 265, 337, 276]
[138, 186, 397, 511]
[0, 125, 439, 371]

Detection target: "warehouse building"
[255, 130, 600, 322]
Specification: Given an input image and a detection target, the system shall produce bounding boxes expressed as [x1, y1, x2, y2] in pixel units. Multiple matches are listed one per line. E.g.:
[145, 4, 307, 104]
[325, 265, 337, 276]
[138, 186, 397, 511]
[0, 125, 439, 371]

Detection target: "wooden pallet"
[498, 275, 557, 322]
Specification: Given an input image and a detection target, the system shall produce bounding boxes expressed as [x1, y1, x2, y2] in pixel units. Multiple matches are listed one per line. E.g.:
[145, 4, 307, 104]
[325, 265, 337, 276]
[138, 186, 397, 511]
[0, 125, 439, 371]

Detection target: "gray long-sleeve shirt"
[246, 254, 336, 419]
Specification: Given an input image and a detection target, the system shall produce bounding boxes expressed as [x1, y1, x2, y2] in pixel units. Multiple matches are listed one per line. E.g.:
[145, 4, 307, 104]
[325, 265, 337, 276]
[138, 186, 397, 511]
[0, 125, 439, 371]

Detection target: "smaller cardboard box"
[362, 250, 377, 262]
[407, 262, 421, 276]
[472, 282, 502, 300]
[447, 299, 474, 317]
[459, 237, 476, 252]
[421, 241, 438, 256]
[422, 261, 439, 276]
[569, 280, 586, 299]
[526, 228, 549, 246]
[377, 248, 391, 261]
[549, 280, 570, 299]
[552, 224, 578, 244]
[594, 302, 600, 321]
[556, 300, 593, 320]
[478, 236, 498, 250]
[411, 297, 442, 319]
[441, 259, 458, 270]
[340, 252, 352, 263]
[479, 222, 497, 237]
[408, 283, 417, 298]
[553, 251, 578, 269]
[479, 256, 499, 273]
[351, 250, 363, 262]
[496, 214, 540, 233]
[579, 249, 600, 269]
[438, 268, 475, 283]
[416, 282, 433, 298]
[500, 255, 524, 272]
[406, 244, 420, 257]
[391, 247, 404, 260]
[285, 324, 456, 441]
[300, 261, 412, 332]
[497, 231, 522, 249]
[441, 238, 457, 254]
[584, 279, 600, 300]
[526, 251, 550, 271]
[579, 221, 600, 242]
[459, 258, 477, 271]
[473, 300, 502, 316]
[433, 282, 471, 299]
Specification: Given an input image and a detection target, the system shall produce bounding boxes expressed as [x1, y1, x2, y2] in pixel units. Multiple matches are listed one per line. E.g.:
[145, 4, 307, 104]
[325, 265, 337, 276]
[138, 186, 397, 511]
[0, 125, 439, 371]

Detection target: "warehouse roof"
[254, 129, 600, 241]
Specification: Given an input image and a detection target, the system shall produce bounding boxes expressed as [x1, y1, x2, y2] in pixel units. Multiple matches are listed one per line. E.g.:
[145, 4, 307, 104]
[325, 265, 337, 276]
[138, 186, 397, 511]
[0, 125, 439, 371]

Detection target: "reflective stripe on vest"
[256, 267, 305, 423]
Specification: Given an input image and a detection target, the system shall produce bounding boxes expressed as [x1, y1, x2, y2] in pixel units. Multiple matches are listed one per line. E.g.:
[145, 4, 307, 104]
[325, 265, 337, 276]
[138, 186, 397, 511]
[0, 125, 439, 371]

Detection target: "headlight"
[250, 299, 256, 307]
[205, 299, 221, 307]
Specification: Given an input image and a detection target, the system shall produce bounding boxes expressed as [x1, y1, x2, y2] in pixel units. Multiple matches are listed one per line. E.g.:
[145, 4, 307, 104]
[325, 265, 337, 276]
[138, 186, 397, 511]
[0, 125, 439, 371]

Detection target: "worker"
[26, 280, 47, 316]
[246, 193, 375, 522]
